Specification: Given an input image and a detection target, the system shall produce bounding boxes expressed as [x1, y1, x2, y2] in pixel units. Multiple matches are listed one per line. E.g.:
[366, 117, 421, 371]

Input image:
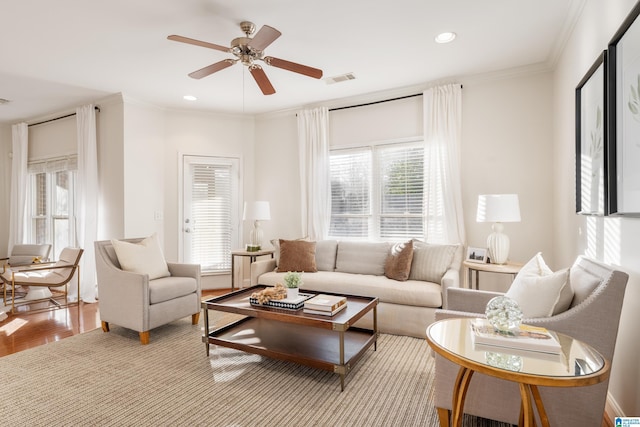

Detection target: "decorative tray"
[249, 293, 314, 310]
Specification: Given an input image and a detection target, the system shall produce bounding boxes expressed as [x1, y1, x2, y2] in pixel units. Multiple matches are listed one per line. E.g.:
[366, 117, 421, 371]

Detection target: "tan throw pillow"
[409, 241, 457, 283]
[384, 240, 414, 281]
[276, 239, 318, 272]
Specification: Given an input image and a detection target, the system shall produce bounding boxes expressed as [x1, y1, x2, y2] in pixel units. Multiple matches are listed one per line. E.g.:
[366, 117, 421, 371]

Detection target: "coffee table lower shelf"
[204, 316, 377, 391]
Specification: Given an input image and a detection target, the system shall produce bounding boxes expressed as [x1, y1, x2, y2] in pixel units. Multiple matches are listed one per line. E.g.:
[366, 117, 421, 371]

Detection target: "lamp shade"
[476, 194, 521, 223]
[243, 201, 271, 221]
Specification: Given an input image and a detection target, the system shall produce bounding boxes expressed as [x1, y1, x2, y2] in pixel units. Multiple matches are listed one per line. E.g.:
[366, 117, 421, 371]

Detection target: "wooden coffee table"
[202, 285, 379, 391]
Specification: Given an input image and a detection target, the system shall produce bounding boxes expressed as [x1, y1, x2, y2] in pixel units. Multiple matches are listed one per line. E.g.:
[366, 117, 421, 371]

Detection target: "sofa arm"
[440, 268, 460, 309]
[251, 259, 277, 285]
[446, 288, 503, 313]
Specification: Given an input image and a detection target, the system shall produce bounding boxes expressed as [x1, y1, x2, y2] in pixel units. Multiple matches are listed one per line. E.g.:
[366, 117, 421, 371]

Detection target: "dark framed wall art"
[576, 50, 607, 216]
[608, 1, 640, 216]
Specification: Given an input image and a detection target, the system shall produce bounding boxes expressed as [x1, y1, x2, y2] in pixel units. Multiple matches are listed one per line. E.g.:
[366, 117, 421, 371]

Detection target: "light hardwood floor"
[0, 289, 227, 357]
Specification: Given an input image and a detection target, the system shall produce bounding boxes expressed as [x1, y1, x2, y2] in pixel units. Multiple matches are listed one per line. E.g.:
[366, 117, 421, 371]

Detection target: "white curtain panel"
[8, 123, 28, 253]
[423, 84, 466, 245]
[75, 104, 98, 303]
[297, 107, 330, 240]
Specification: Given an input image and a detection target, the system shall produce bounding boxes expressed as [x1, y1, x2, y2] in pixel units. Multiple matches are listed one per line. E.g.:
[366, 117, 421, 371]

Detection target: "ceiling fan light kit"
[168, 21, 323, 95]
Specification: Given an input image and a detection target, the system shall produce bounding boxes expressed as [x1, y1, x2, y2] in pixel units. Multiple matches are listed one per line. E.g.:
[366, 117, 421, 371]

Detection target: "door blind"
[190, 163, 232, 272]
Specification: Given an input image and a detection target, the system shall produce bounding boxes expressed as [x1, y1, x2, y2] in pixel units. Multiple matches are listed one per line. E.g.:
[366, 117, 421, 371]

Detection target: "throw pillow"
[271, 236, 308, 265]
[111, 233, 170, 280]
[384, 240, 414, 281]
[276, 239, 318, 272]
[409, 241, 458, 283]
[504, 252, 573, 317]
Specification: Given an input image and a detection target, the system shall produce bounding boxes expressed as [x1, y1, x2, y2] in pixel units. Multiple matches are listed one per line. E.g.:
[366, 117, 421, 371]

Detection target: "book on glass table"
[303, 302, 348, 316]
[470, 318, 562, 355]
[304, 294, 347, 312]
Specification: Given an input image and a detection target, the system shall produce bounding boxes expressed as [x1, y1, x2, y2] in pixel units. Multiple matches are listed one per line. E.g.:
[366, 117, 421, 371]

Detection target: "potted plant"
[283, 271, 303, 299]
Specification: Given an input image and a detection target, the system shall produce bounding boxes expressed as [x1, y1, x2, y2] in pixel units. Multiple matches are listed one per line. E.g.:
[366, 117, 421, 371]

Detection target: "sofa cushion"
[258, 270, 442, 308]
[384, 240, 414, 281]
[276, 239, 318, 272]
[409, 241, 457, 283]
[111, 233, 170, 280]
[335, 241, 390, 276]
[315, 240, 338, 271]
[505, 253, 572, 317]
[149, 276, 197, 304]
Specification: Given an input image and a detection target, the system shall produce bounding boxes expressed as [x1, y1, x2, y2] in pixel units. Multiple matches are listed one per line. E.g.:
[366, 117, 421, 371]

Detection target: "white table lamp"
[476, 194, 521, 264]
[243, 201, 271, 251]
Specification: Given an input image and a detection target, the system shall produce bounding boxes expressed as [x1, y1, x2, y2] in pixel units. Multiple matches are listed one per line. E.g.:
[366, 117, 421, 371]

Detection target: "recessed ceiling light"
[435, 32, 456, 44]
[183, 95, 197, 101]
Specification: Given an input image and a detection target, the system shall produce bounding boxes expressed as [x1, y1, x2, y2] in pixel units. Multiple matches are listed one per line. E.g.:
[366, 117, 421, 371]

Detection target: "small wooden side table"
[463, 260, 523, 290]
[230, 249, 275, 291]
[426, 318, 610, 427]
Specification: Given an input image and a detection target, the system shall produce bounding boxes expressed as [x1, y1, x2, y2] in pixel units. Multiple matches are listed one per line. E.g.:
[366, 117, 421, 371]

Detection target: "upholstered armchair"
[433, 256, 628, 427]
[94, 237, 201, 345]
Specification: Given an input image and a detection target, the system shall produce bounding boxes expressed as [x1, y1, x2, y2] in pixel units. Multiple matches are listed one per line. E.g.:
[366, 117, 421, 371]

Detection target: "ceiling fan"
[168, 21, 323, 95]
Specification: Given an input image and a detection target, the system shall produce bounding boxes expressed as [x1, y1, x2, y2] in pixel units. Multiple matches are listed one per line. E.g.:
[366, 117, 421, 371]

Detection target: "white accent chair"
[1, 247, 83, 314]
[94, 238, 201, 345]
[433, 256, 628, 426]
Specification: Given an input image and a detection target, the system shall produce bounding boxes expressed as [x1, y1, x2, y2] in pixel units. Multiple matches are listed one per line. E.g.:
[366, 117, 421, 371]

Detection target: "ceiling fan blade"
[263, 56, 323, 79]
[188, 59, 236, 79]
[247, 25, 281, 51]
[167, 35, 230, 53]
[249, 65, 276, 95]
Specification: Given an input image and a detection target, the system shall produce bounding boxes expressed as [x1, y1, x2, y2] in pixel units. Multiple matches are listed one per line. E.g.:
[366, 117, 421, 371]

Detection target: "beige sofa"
[251, 240, 463, 338]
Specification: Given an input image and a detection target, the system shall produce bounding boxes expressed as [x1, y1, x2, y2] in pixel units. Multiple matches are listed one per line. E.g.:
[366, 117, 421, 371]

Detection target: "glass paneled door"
[182, 155, 240, 274]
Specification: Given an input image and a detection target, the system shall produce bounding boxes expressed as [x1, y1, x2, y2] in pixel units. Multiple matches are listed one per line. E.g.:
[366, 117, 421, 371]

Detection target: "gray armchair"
[433, 256, 628, 426]
[94, 238, 201, 345]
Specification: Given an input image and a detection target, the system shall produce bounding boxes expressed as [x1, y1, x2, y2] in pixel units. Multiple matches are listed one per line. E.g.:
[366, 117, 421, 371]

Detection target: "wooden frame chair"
[1, 247, 83, 314]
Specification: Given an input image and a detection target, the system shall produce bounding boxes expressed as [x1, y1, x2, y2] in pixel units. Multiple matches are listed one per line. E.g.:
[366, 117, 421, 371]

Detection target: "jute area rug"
[0, 314, 511, 426]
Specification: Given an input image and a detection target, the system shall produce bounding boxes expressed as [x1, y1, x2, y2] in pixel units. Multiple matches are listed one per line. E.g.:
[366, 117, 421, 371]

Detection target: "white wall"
[553, 0, 640, 416]
[0, 124, 11, 256]
[122, 100, 165, 241]
[162, 108, 255, 288]
[462, 73, 555, 288]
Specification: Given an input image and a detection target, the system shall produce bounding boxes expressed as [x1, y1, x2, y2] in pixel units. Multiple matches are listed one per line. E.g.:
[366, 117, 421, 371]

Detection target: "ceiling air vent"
[325, 72, 356, 85]
[0, 98, 10, 105]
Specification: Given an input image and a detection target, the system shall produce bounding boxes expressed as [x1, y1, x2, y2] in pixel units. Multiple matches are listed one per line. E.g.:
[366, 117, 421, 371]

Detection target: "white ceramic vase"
[286, 287, 299, 299]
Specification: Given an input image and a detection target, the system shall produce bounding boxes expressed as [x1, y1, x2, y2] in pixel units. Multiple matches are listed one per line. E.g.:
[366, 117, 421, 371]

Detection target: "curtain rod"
[328, 85, 463, 112]
[28, 105, 101, 127]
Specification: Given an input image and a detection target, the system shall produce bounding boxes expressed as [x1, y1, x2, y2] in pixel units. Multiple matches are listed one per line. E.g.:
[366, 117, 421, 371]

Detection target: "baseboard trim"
[604, 392, 624, 427]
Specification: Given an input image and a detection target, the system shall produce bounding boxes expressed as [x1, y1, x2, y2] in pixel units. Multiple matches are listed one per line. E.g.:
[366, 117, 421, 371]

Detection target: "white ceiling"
[0, 0, 582, 124]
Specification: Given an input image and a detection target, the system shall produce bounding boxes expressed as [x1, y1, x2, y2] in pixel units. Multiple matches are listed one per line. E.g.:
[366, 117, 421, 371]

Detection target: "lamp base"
[245, 244, 261, 252]
[487, 222, 510, 264]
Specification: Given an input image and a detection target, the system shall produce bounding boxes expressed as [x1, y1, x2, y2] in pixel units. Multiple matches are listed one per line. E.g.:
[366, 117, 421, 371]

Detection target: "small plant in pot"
[283, 271, 303, 299]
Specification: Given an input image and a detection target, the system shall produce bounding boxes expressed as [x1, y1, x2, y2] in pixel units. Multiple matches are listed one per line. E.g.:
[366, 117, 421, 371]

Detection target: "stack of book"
[470, 318, 562, 355]
[303, 294, 347, 316]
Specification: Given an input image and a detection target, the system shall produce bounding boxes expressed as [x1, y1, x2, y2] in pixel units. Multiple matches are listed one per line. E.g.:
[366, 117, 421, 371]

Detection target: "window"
[329, 140, 424, 241]
[26, 157, 77, 260]
[182, 156, 240, 274]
